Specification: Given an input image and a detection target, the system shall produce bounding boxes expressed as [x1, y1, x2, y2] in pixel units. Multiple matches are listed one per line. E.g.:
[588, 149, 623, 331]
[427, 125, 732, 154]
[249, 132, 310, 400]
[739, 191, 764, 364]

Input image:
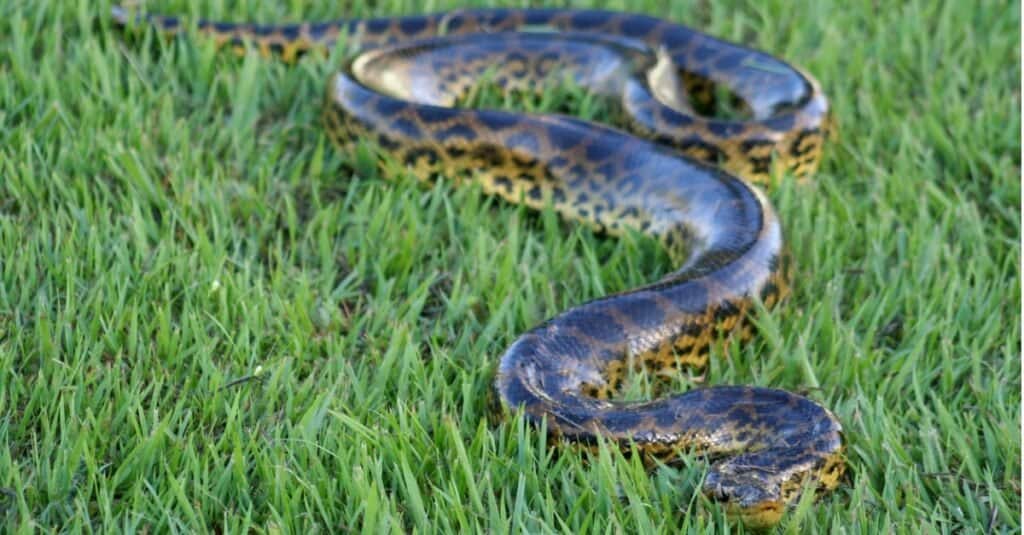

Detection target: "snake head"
[703, 460, 786, 529]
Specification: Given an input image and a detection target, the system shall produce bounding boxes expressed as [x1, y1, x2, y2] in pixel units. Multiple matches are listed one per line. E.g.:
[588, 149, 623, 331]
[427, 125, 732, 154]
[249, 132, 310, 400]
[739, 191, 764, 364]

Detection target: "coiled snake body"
[114, 6, 845, 527]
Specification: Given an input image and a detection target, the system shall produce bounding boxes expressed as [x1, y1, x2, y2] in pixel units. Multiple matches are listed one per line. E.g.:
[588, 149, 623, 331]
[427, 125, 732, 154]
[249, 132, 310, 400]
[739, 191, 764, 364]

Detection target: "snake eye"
[703, 479, 735, 503]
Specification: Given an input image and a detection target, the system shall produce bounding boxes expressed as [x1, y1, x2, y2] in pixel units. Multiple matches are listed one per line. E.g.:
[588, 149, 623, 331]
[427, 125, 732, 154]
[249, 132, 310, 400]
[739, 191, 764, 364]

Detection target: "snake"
[112, 5, 846, 527]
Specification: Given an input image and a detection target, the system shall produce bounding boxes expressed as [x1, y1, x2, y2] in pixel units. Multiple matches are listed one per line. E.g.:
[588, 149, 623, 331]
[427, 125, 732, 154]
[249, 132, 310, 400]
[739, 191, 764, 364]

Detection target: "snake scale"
[113, 5, 845, 527]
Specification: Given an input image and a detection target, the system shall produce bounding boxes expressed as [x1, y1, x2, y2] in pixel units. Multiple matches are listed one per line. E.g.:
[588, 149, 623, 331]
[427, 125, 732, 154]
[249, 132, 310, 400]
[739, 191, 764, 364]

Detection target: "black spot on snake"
[399, 17, 428, 35]
[417, 106, 459, 124]
[477, 112, 520, 131]
[390, 118, 422, 139]
[435, 124, 477, 141]
[402, 147, 440, 166]
[374, 97, 406, 116]
[365, 18, 390, 34]
[763, 113, 796, 133]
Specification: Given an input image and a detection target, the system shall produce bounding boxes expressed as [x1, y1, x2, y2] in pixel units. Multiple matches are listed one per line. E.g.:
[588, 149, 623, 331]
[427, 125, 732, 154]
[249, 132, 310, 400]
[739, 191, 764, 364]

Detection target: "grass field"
[1, 0, 1020, 532]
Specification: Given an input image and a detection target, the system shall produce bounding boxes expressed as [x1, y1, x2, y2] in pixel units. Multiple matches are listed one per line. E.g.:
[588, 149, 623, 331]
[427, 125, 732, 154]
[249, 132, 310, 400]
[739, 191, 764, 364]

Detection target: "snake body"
[113, 6, 844, 527]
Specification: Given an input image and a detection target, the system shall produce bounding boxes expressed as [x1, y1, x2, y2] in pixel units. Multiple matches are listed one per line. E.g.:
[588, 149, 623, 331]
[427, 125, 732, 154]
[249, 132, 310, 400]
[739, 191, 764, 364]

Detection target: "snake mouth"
[726, 500, 784, 529]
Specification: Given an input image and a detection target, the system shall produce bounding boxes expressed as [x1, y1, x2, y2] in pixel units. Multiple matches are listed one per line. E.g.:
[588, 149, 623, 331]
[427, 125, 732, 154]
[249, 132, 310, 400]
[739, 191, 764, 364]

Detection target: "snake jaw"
[726, 500, 785, 530]
[703, 467, 785, 528]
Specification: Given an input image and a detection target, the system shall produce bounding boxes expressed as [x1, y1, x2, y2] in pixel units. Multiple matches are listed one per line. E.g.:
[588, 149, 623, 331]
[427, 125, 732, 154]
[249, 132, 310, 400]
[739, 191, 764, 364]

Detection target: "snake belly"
[113, 6, 845, 527]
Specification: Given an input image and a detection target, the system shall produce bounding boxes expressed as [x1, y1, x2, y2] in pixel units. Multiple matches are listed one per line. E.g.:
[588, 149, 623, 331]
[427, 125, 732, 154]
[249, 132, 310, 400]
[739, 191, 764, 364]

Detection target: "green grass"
[1, 0, 1019, 533]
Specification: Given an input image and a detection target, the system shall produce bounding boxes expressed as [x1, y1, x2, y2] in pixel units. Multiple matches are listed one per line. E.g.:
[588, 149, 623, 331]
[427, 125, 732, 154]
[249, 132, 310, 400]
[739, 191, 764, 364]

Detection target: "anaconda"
[113, 6, 846, 527]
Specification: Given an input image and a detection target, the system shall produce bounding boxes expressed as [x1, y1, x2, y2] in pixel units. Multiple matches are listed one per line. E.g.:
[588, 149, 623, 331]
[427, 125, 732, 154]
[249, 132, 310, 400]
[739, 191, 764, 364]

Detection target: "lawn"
[1, 0, 1020, 533]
